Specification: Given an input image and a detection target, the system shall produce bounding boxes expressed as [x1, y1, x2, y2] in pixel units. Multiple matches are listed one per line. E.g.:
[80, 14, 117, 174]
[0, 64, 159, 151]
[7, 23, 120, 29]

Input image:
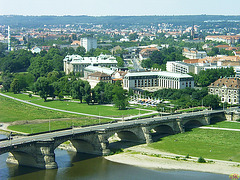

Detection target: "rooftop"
[85, 66, 114, 75]
[209, 77, 240, 89]
[125, 71, 193, 78]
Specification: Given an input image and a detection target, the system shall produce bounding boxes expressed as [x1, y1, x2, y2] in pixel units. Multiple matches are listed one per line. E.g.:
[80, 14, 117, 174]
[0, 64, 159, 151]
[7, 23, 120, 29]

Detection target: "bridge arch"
[183, 120, 203, 130]
[106, 129, 141, 143]
[115, 130, 140, 142]
[7, 151, 37, 167]
[150, 125, 175, 141]
[54, 139, 96, 154]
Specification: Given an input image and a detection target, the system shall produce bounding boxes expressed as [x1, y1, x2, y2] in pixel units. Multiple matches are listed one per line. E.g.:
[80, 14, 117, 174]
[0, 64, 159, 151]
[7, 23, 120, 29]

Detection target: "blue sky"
[0, 0, 239, 16]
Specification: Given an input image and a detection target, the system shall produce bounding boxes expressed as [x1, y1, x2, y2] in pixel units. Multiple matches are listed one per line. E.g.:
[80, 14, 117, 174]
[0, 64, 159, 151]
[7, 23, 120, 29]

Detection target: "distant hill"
[0, 15, 240, 28]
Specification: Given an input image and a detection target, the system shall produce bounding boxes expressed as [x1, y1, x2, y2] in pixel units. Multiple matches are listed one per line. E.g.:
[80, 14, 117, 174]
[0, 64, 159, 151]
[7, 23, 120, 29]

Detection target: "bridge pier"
[176, 118, 185, 133]
[203, 114, 211, 125]
[94, 131, 111, 155]
[141, 126, 153, 144]
[6, 140, 57, 169]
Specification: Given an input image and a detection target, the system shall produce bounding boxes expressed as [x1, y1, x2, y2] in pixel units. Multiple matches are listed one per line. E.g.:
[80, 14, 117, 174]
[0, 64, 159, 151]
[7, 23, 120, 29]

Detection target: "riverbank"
[104, 144, 240, 175]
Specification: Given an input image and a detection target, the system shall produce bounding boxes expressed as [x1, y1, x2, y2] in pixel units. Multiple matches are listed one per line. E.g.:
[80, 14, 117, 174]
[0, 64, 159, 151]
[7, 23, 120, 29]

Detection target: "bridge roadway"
[0, 109, 224, 151]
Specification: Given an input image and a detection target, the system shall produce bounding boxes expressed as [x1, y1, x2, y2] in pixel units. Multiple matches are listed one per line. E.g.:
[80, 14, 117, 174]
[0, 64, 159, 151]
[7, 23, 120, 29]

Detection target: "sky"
[0, 0, 240, 16]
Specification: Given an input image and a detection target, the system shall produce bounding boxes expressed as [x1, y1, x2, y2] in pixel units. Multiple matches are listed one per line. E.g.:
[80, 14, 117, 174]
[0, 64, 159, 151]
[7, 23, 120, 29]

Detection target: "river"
[0, 134, 228, 180]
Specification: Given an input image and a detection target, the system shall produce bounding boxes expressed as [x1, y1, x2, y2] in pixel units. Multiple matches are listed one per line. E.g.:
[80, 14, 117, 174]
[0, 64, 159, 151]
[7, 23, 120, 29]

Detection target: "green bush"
[198, 156, 206, 163]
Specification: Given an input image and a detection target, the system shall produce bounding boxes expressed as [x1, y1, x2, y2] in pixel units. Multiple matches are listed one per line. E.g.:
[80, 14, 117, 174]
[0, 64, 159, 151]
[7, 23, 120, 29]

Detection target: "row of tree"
[152, 87, 220, 109]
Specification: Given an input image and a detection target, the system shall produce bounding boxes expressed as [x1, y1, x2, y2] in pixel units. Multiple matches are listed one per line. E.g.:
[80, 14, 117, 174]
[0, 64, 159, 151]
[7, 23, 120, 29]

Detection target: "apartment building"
[80, 37, 97, 52]
[208, 77, 240, 104]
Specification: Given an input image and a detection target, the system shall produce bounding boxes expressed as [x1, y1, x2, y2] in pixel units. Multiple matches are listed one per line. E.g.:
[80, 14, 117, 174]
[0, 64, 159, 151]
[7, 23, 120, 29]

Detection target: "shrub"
[198, 156, 206, 163]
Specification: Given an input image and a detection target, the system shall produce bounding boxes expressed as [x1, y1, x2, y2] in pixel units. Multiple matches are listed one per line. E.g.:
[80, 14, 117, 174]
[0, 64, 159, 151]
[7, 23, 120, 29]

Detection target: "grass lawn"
[0, 96, 80, 122]
[8, 117, 112, 134]
[148, 128, 240, 162]
[206, 121, 240, 129]
[3, 92, 148, 117]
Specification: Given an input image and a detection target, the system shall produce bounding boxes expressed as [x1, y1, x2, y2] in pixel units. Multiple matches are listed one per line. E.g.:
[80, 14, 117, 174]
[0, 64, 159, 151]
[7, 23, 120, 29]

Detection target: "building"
[31, 47, 41, 54]
[208, 77, 240, 104]
[166, 61, 195, 74]
[139, 47, 159, 60]
[205, 35, 240, 45]
[82, 66, 115, 88]
[123, 71, 194, 92]
[183, 48, 207, 59]
[80, 37, 97, 52]
[84, 66, 114, 78]
[63, 54, 118, 74]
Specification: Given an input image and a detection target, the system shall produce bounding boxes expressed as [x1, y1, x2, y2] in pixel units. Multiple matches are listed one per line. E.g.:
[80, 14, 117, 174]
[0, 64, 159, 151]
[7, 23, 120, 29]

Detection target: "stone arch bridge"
[0, 110, 225, 169]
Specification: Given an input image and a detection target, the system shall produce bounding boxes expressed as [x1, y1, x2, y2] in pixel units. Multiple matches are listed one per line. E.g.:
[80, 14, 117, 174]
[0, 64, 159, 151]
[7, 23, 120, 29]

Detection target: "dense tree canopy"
[141, 47, 186, 68]
[191, 67, 235, 87]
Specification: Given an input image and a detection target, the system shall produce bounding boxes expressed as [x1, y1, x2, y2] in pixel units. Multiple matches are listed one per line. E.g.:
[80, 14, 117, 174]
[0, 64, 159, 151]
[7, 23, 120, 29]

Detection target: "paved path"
[199, 126, 240, 132]
[0, 93, 158, 121]
[0, 123, 28, 135]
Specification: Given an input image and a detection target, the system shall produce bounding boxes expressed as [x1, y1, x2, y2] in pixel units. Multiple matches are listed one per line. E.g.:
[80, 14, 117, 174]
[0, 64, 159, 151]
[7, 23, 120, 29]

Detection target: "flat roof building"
[80, 37, 97, 52]
[63, 54, 118, 74]
[166, 61, 195, 74]
[123, 71, 194, 92]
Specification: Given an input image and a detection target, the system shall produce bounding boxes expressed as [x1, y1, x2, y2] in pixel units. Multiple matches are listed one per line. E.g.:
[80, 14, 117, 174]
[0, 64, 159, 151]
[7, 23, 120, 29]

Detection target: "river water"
[0, 134, 228, 180]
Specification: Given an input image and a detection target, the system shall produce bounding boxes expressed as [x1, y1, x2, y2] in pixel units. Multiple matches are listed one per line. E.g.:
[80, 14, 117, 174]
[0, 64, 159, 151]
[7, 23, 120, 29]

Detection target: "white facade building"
[183, 48, 207, 59]
[80, 37, 97, 52]
[63, 54, 118, 74]
[123, 71, 194, 91]
[166, 61, 195, 74]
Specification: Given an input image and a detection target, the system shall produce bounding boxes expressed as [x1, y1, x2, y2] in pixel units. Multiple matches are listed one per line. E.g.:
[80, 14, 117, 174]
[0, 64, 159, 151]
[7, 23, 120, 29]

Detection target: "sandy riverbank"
[104, 145, 240, 175]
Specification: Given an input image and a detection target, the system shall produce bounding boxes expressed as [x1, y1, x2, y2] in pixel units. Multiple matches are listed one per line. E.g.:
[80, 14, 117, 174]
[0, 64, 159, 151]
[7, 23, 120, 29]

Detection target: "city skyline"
[0, 0, 239, 16]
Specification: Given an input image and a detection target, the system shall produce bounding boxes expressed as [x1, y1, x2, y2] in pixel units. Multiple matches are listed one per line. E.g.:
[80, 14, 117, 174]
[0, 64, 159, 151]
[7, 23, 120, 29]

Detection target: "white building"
[63, 54, 118, 74]
[31, 47, 41, 54]
[84, 66, 114, 79]
[183, 48, 207, 59]
[80, 37, 97, 52]
[166, 61, 195, 74]
[123, 71, 194, 92]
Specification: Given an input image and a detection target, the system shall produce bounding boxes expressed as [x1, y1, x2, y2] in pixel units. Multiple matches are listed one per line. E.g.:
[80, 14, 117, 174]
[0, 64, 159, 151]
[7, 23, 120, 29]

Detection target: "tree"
[58, 91, 64, 100]
[203, 94, 220, 109]
[28, 56, 53, 79]
[92, 81, 106, 104]
[34, 77, 52, 101]
[112, 85, 128, 110]
[83, 81, 91, 104]
[10, 79, 21, 94]
[75, 46, 86, 56]
[116, 56, 124, 67]
[129, 33, 138, 41]
[2, 75, 13, 92]
[70, 80, 85, 103]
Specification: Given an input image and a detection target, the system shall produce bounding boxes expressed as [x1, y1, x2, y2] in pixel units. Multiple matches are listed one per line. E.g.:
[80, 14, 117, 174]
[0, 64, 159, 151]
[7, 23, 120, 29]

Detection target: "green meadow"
[149, 128, 240, 162]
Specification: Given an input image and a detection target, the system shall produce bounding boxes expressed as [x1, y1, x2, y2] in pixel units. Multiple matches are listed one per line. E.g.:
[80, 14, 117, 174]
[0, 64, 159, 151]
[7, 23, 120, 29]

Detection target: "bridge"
[0, 110, 225, 169]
